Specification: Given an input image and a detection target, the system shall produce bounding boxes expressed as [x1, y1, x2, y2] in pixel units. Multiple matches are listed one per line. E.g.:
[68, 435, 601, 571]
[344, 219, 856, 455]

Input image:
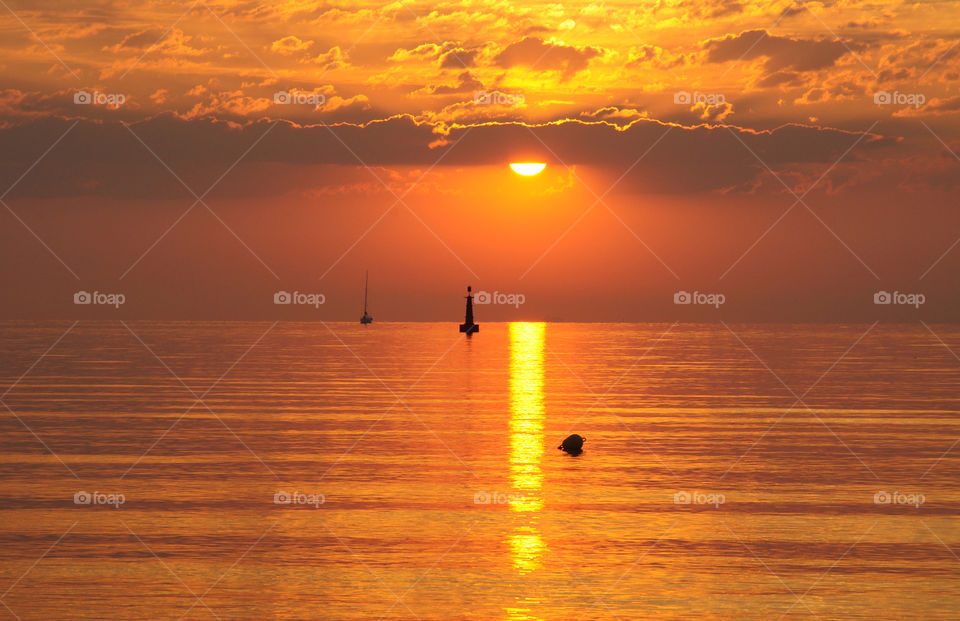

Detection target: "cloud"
[578, 106, 648, 125]
[924, 96, 960, 114]
[895, 96, 960, 117]
[703, 29, 852, 74]
[389, 41, 480, 69]
[270, 36, 314, 55]
[439, 48, 478, 69]
[424, 71, 484, 95]
[756, 71, 803, 87]
[389, 43, 446, 63]
[306, 45, 348, 72]
[102, 28, 163, 53]
[151, 28, 209, 58]
[625, 45, 687, 70]
[494, 37, 604, 77]
[876, 38, 960, 84]
[691, 101, 734, 123]
[0, 115, 894, 199]
[181, 89, 272, 119]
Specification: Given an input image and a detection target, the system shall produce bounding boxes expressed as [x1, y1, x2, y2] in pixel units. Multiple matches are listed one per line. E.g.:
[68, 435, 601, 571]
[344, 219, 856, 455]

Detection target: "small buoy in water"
[558, 434, 585, 455]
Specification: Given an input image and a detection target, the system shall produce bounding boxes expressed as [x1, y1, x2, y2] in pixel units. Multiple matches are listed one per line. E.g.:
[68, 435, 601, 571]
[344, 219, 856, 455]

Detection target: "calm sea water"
[1, 321, 959, 619]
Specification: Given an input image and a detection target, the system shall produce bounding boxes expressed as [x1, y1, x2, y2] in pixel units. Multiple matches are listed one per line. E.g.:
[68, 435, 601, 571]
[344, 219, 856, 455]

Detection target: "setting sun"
[510, 162, 547, 176]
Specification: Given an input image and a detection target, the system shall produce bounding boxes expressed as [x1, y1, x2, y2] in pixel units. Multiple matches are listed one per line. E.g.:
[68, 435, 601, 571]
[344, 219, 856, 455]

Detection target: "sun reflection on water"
[508, 528, 545, 576]
[509, 322, 545, 510]
[508, 322, 546, 577]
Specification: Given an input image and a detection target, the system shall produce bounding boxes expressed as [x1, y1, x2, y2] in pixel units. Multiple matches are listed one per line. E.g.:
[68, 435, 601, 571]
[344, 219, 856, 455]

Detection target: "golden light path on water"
[508, 322, 546, 582]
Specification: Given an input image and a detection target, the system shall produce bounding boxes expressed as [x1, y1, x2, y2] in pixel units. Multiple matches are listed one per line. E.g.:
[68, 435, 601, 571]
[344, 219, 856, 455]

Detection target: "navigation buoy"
[458, 286, 479, 335]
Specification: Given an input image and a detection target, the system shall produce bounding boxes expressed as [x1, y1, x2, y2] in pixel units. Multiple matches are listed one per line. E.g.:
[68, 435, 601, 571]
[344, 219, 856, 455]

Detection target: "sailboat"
[360, 271, 373, 324]
[459, 286, 479, 334]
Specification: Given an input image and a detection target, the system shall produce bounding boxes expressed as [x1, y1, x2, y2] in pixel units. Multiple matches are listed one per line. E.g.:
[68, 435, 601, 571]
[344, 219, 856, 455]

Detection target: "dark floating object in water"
[559, 434, 585, 455]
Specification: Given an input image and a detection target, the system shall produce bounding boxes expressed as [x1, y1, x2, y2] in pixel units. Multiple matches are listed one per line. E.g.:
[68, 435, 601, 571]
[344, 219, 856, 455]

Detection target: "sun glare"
[510, 162, 546, 176]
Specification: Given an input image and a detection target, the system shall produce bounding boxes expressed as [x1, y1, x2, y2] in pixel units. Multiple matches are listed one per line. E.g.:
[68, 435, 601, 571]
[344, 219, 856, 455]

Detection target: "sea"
[1, 321, 958, 619]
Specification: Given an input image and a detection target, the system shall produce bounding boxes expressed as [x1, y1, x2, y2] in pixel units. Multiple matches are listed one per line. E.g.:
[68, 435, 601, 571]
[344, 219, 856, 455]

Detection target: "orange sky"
[0, 0, 958, 320]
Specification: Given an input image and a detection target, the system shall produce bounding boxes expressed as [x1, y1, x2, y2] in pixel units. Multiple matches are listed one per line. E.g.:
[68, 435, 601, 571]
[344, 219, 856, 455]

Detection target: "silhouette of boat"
[459, 286, 479, 334]
[360, 271, 373, 324]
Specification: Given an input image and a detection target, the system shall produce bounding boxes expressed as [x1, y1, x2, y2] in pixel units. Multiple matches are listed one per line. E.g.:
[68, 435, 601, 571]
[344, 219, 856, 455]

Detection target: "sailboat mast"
[359, 270, 373, 324]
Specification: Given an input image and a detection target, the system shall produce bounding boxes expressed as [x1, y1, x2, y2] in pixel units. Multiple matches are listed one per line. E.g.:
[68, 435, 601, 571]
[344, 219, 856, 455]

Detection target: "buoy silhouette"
[558, 434, 585, 455]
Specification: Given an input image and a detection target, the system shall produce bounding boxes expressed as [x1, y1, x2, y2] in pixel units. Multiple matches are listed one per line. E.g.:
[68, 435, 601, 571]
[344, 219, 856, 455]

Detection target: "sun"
[510, 162, 546, 176]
